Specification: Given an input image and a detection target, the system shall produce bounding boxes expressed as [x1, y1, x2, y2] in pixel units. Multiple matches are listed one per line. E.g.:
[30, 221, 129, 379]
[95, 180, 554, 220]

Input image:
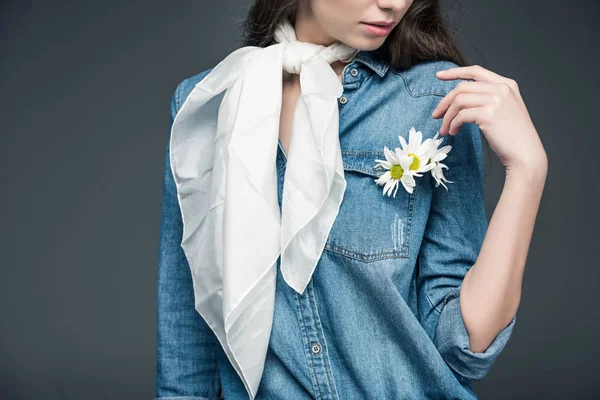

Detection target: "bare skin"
[278, 73, 301, 157]
[279, 61, 348, 157]
[280, 0, 373, 156]
[280, 0, 548, 355]
[432, 65, 548, 352]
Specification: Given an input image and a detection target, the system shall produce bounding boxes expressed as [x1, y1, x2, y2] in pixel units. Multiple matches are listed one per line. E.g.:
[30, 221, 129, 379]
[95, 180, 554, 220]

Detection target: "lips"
[364, 21, 395, 27]
[361, 22, 395, 36]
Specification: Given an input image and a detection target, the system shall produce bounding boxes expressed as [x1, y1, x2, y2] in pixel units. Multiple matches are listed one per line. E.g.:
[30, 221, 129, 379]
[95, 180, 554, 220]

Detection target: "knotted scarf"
[169, 18, 359, 399]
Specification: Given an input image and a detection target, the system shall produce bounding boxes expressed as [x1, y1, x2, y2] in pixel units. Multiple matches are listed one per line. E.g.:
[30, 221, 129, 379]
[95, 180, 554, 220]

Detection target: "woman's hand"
[431, 65, 547, 179]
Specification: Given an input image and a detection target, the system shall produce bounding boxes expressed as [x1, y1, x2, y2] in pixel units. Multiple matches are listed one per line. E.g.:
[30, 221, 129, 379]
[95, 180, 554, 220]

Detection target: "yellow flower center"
[390, 164, 404, 180]
[408, 153, 420, 170]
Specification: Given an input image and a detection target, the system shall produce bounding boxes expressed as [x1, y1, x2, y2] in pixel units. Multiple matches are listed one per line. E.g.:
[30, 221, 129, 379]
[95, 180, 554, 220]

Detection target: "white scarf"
[169, 18, 359, 399]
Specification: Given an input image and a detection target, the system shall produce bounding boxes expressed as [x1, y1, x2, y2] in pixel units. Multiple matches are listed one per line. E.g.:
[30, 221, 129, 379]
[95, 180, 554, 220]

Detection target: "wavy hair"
[237, 0, 468, 70]
[235, 0, 492, 178]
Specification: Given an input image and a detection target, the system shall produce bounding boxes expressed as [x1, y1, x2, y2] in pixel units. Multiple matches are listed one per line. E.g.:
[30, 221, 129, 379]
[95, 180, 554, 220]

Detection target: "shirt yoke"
[390, 59, 470, 98]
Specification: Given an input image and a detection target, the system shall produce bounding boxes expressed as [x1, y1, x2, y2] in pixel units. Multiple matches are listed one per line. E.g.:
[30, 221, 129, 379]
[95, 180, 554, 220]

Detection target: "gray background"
[1, 0, 598, 399]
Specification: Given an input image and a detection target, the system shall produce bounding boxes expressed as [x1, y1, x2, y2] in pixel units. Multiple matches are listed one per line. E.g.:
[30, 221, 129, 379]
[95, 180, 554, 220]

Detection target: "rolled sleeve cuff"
[434, 289, 516, 381]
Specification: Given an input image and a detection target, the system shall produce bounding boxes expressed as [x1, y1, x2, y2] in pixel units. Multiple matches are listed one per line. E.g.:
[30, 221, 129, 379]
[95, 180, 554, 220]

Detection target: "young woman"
[155, 0, 547, 399]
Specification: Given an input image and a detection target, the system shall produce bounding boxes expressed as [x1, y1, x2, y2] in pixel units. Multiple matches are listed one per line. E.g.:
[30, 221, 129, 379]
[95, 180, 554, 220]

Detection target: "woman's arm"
[155, 83, 223, 400]
[458, 161, 545, 353]
[432, 65, 548, 354]
[416, 121, 516, 382]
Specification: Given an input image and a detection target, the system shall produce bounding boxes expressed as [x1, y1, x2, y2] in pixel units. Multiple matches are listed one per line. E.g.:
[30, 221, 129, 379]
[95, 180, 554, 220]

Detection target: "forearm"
[460, 161, 547, 353]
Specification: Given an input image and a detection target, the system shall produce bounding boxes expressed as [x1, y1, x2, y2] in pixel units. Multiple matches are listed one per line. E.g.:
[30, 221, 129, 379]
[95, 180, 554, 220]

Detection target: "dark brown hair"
[237, 0, 492, 179]
[237, 0, 469, 71]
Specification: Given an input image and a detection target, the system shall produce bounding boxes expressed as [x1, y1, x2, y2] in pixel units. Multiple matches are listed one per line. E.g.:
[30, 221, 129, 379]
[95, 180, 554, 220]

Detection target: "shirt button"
[339, 96, 348, 104]
[311, 342, 321, 355]
[350, 68, 358, 77]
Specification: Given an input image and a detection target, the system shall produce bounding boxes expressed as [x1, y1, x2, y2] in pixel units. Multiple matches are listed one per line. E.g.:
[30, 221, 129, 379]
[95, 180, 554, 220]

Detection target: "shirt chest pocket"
[324, 150, 416, 262]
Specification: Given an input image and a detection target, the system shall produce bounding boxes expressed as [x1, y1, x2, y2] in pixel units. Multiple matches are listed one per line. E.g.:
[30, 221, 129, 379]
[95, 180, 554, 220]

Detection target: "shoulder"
[383, 60, 484, 162]
[169, 67, 215, 119]
[389, 60, 469, 98]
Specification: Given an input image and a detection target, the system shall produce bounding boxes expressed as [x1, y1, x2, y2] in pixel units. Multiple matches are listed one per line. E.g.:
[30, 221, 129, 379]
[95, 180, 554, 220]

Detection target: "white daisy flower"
[396, 127, 436, 177]
[374, 128, 456, 196]
[374, 146, 416, 196]
[424, 132, 454, 190]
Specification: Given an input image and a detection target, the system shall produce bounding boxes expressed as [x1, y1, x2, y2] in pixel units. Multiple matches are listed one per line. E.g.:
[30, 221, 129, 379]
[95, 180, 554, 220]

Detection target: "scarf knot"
[275, 19, 359, 75]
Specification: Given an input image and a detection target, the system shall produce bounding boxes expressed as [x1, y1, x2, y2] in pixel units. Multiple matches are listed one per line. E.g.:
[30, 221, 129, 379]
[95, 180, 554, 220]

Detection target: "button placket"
[339, 63, 362, 107]
[296, 280, 339, 399]
[311, 342, 321, 355]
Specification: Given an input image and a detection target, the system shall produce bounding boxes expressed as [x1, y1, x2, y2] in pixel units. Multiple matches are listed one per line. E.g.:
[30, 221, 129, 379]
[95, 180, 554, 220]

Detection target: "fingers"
[432, 81, 499, 118]
[435, 64, 508, 84]
[445, 106, 487, 136]
[431, 65, 522, 137]
[433, 65, 521, 121]
[437, 65, 520, 96]
[437, 93, 490, 135]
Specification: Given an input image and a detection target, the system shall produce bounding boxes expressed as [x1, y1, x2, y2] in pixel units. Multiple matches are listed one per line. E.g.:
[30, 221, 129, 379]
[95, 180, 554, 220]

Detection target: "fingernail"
[436, 70, 446, 75]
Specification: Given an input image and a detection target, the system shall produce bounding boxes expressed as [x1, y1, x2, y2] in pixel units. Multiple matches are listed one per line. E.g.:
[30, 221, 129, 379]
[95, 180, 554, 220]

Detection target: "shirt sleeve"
[415, 121, 517, 382]
[155, 82, 223, 400]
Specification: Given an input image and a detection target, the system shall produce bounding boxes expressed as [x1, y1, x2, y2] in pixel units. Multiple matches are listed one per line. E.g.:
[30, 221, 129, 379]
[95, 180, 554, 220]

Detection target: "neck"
[294, 3, 338, 46]
[289, 6, 353, 79]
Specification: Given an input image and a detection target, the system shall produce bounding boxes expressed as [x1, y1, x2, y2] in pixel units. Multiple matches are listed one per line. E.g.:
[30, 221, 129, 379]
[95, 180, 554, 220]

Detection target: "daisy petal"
[393, 180, 400, 197]
[401, 178, 413, 194]
[384, 146, 400, 164]
[375, 171, 391, 185]
[398, 135, 408, 151]
[383, 177, 395, 196]
[374, 159, 392, 169]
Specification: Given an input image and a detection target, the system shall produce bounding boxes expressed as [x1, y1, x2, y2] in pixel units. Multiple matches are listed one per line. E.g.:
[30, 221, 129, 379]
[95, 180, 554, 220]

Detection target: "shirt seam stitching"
[308, 280, 340, 399]
[296, 290, 325, 399]
[390, 69, 449, 98]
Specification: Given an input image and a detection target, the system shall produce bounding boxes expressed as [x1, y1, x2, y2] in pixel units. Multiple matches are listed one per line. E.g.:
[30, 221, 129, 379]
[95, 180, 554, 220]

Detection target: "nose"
[376, 0, 412, 15]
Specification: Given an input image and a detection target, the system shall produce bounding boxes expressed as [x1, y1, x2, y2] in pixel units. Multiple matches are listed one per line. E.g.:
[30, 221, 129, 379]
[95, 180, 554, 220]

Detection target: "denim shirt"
[156, 49, 517, 400]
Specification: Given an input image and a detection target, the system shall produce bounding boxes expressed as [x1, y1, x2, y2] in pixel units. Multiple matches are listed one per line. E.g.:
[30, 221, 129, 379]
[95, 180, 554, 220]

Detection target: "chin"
[344, 36, 387, 51]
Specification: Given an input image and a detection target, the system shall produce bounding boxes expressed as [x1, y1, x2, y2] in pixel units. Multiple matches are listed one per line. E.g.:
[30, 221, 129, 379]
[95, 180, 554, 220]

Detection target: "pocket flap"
[341, 150, 387, 177]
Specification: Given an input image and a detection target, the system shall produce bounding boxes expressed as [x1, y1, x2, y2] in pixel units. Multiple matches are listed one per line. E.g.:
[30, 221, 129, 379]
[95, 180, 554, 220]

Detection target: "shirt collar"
[352, 48, 390, 77]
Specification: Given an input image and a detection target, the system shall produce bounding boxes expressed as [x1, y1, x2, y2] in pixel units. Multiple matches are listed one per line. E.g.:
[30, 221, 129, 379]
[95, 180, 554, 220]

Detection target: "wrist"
[505, 154, 548, 185]
[504, 166, 547, 193]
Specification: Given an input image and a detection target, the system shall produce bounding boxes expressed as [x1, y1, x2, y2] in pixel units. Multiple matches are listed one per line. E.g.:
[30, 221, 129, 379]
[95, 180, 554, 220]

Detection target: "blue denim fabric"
[155, 49, 517, 400]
